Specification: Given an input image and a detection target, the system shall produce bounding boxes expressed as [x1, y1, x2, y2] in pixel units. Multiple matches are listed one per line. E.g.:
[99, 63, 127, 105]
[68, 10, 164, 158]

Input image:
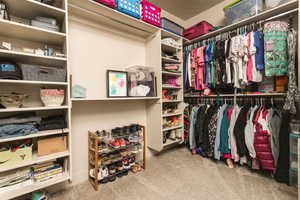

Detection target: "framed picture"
[107, 70, 128, 98]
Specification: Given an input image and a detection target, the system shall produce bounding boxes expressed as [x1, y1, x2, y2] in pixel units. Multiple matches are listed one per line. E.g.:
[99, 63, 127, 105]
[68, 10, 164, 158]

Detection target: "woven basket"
[40, 89, 65, 107]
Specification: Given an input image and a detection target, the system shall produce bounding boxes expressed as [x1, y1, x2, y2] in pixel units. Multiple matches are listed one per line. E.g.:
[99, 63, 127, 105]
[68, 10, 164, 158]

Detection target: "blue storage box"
[116, 0, 141, 19]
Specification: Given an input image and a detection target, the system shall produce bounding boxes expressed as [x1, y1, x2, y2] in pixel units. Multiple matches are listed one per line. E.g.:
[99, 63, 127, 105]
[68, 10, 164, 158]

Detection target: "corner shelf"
[162, 57, 181, 63]
[162, 113, 183, 118]
[162, 126, 183, 132]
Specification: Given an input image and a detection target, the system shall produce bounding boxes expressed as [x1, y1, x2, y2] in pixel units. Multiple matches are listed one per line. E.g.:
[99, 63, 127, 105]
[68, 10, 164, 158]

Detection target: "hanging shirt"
[254, 30, 265, 70]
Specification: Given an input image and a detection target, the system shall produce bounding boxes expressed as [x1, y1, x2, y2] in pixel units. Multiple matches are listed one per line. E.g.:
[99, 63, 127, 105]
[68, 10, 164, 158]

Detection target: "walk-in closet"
[0, 0, 299, 199]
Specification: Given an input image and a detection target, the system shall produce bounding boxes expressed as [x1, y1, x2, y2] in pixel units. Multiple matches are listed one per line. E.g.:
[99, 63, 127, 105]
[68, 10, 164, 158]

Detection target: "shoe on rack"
[122, 158, 131, 170]
[110, 140, 121, 149]
[108, 165, 117, 175]
[109, 174, 117, 182]
[100, 166, 109, 178]
[119, 139, 126, 147]
[89, 168, 102, 180]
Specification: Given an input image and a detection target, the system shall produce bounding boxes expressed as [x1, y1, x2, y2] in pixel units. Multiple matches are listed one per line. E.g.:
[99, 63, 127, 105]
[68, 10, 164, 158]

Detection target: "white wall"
[185, 0, 232, 28]
[69, 17, 149, 184]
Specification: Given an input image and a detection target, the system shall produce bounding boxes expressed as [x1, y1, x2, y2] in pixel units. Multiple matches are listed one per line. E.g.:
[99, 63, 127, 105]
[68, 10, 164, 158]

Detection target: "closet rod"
[185, 7, 298, 46]
[184, 93, 287, 98]
[68, 3, 153, 34]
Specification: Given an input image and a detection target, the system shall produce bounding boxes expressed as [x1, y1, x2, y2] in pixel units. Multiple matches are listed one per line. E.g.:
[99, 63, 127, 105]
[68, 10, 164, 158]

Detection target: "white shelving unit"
[0, 0, 71, 199]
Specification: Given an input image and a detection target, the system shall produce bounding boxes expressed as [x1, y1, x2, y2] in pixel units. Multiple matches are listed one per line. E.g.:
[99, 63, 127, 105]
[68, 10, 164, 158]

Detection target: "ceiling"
[150, 0, 224, 20]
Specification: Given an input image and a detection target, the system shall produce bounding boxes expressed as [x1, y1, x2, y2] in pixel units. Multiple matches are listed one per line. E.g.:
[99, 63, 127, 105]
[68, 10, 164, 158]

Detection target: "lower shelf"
[0, 151, 70, 173]
[1, 173, 70, 200]
[163, 139, 182, 147]
[162, 126, 183, 132]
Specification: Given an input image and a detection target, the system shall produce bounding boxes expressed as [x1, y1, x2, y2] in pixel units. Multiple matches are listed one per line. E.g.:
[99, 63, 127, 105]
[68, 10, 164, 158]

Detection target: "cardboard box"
[38, 136, 67, 156]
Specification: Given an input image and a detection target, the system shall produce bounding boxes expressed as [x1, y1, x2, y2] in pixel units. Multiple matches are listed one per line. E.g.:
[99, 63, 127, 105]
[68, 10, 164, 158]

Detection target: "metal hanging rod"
[184, 93, 287, 98]
[184, 4, 299, 46]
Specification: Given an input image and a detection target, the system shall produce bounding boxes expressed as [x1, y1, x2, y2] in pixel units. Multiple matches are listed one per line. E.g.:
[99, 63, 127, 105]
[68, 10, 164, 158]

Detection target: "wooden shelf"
[1, 173, 70, 200]
[7, 0, 65, 22]
[162, 71, 182, 76]
[162, 100, 182, 103]
[0, 151, 69, 173]
[185, 0, 299, 44]
[68, 0, 159, 38]
[0, 106, 69, 113]
[161, 43, 181, 53]
[72, 97, 160, 101]
[0, 79, 68, 86]
[0, 129, 69, 143]
[161, 29, 184, 40]
[162, 126, 183, 132]
[162, 85, 182, 89]
[162, 113, 183, 118]
[0, 19, 66, 46]
[163, 139, 182, 147]
[0, 49, 67, 68]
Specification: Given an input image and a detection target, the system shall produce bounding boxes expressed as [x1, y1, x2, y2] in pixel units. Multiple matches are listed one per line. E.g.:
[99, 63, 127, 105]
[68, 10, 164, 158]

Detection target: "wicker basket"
[40, 89, 65, 107]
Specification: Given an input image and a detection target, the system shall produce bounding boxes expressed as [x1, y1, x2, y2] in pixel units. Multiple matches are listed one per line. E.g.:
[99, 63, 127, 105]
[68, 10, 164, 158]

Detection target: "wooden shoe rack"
[88, 125, 146, 191]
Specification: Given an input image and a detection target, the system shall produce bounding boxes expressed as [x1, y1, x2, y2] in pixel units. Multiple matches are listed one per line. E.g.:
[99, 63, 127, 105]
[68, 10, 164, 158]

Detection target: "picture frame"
[106, 70, 128, 98]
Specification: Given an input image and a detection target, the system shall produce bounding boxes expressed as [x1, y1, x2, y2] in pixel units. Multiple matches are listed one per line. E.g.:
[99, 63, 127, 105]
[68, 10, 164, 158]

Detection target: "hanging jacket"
[254, 108, 276, 171]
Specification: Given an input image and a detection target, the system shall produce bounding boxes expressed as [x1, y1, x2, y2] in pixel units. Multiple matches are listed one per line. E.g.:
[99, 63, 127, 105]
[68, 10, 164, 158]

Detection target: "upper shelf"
[0, 19, 66, 46]
[185, 0, 299, 44]
[0, 49, 67, 68]
[68, 0, 159, 38]
[72, 97, 160, 101]
[6, 0, 65, 22]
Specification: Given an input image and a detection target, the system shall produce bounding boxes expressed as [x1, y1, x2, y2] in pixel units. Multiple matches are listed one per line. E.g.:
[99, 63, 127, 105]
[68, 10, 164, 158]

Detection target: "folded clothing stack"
[39, 115, 67, 131]
[0, 113, 40, 139]
[32, 161, 63, 182]
[162, 64, 180, 73]
[0, 167, 32, 192]
[31, 16, 59, 32]
[161, 38, 182, 49]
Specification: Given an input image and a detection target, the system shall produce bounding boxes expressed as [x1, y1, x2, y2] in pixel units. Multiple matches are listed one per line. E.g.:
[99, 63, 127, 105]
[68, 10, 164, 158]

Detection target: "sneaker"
[111, 140, 120, 149]
[109, 174, 117, 182]
[122, 158, 130, 170]
[100, 166, 109, 179]
[129, 156, 136, 167]
[108, 165, 116, 175]
[119, 139, 126, 147]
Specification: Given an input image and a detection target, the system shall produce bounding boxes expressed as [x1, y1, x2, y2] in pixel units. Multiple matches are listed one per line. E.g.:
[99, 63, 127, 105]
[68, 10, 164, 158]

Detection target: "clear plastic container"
[224, 0, 264, 24]
[265, 0, 292, 10]
[290, 152, 298, 170]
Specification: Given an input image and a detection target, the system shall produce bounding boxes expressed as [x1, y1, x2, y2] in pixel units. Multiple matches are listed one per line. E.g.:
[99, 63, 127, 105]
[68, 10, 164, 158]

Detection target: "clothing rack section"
[183, 9, 298, 114]
[184, 0, 298, 45]
[184, 95, 292, 185]
[88, 124, 146, 191]
[0, 0, 71, 199]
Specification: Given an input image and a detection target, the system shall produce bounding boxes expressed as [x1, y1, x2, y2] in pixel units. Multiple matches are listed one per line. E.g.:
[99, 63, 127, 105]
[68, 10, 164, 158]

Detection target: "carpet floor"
[51, 147, 298, 200]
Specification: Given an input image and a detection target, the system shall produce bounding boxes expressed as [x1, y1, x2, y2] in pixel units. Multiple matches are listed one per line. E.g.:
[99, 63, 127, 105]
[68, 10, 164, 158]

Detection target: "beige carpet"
[51, 147, 298, 200]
